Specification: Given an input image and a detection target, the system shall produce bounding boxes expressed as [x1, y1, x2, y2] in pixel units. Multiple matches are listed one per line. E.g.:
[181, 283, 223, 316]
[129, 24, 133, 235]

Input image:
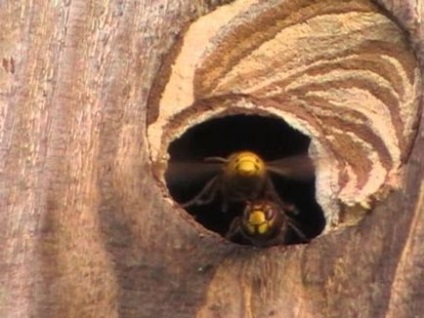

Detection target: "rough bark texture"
[0, 1, 423, 318]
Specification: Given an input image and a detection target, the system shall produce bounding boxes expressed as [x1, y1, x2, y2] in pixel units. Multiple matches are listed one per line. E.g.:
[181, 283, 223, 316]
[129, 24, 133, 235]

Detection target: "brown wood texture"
[147, 0, 421, 231]
[0, 0, 423, 318]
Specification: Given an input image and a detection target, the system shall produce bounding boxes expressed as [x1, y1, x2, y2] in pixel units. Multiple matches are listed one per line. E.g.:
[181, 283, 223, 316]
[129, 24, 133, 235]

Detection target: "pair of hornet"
[174, 151, 315, 247]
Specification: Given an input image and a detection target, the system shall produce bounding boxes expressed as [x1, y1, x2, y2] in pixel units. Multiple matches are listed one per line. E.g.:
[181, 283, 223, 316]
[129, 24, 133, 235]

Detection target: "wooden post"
[0, 0, 423, 317]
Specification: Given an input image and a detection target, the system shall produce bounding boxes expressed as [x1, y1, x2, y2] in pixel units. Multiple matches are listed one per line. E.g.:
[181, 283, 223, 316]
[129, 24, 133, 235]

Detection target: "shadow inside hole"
[165, 114, 325, 245]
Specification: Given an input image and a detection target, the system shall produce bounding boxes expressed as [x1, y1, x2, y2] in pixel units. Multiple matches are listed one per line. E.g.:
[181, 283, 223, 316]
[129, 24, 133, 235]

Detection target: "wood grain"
[147, 0, 421, 229]
[0, 0, 423, 317]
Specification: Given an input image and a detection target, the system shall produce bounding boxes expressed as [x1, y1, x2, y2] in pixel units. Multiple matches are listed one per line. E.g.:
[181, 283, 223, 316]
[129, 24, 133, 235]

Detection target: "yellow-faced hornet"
[226, 200, 307, 247]
[167, 150, 315, 213]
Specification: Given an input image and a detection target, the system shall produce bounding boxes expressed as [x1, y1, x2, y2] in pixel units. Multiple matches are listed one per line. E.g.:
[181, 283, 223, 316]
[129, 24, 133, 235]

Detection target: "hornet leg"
[181, 176, 219, 208]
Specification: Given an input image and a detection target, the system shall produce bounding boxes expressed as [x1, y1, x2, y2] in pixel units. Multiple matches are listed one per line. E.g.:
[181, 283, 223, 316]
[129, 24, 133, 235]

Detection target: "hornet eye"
[265, 207, 275, 220]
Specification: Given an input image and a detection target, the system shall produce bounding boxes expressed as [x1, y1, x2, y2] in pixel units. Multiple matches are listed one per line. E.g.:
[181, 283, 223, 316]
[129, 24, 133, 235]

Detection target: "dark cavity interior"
[165, 114, 325, 246]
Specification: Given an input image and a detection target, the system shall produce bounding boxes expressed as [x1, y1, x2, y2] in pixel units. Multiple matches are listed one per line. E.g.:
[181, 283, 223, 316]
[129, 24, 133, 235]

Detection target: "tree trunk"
[0, 0, 423, 317]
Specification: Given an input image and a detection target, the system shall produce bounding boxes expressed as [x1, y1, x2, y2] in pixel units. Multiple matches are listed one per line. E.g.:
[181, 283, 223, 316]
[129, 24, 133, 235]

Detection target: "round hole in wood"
[164, 114, 325, 246]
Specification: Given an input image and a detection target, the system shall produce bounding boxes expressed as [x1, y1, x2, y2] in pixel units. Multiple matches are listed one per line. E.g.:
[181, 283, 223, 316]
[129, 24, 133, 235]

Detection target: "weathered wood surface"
[0, 0, 423, 317]
[147, 0, 422, 230]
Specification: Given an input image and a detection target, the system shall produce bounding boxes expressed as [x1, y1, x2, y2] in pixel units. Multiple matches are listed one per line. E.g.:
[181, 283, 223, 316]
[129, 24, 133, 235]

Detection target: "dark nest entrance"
[165, 114, 325, 246]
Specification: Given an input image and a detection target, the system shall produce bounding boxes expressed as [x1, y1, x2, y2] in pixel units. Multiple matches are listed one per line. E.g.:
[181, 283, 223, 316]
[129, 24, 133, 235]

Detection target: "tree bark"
[0, 0, 423, 317]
